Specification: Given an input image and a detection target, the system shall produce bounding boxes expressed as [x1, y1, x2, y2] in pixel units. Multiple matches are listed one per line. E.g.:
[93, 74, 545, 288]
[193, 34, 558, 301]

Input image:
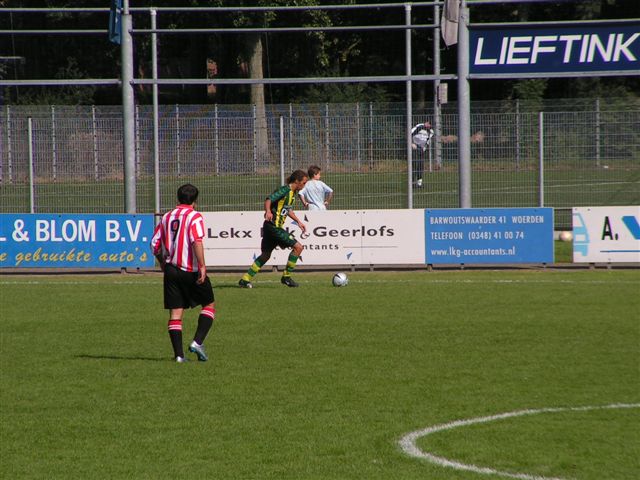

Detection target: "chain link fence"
[1, 99, 638, 228]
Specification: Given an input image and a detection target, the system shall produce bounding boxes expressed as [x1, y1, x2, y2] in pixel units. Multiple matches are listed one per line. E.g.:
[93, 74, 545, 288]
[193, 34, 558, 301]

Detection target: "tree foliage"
[0, 0, 638, 105]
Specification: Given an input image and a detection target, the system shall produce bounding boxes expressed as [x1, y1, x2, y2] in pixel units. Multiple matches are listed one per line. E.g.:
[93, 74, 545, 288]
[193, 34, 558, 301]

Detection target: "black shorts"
[163, 263, 215, 309]
[261, 221, 298, 253]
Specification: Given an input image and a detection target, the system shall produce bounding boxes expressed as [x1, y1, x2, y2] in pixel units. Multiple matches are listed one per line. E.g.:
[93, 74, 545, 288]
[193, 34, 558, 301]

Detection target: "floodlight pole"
[457, 0, 471, 208]
[151, 9, 160, 218]
[121, 0, 137, 213]
[433, 3, 442, 172]
[405, 4, 413, 209]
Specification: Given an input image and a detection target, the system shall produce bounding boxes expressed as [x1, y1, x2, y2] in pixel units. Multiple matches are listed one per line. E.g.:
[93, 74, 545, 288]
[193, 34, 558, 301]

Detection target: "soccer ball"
[559, 231, 573, 242]
[332, 272, 349, 287]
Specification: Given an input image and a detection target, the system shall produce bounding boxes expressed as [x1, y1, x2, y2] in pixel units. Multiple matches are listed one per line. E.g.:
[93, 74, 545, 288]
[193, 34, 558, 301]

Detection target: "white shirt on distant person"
[300, 180, 333, 210]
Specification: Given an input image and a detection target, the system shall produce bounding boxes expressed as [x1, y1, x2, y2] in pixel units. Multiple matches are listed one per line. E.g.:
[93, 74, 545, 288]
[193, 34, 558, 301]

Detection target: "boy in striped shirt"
[151, 184, 215, 363]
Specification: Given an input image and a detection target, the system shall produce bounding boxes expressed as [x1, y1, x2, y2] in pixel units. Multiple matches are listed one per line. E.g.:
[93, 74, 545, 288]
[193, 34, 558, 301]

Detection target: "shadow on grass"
[212, 282, 282, 289]
[76, 354, 168, 362]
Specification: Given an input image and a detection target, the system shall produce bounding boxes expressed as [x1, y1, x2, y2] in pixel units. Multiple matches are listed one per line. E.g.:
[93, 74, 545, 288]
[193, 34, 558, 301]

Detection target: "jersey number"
[170, 219, 180, 241]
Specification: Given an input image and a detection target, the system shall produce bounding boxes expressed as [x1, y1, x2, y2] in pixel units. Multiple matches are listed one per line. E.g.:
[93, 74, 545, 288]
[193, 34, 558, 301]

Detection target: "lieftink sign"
[470, 22, 639, 74]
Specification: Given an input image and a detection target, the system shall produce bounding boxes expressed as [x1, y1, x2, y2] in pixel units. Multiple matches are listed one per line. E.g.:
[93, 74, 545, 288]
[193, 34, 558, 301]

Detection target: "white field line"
[399, 403, 640, 480]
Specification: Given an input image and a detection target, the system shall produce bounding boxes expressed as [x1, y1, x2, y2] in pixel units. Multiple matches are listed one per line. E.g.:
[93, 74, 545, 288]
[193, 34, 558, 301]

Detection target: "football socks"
[283, 253, 299, 277]
[168, 318, 184, 358]
[194, 305, 215, 345]
[242, 257, 265, 282]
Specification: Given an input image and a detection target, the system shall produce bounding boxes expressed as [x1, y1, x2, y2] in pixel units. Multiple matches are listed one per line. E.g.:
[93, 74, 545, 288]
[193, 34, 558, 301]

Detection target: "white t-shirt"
[411, 123, 434, 150]
[300, 179, 333, 210]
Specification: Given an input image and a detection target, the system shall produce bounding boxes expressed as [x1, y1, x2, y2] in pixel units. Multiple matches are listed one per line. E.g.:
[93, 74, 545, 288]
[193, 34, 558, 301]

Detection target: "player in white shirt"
[411, 120, 435, 187]
[299, 165, 334, 210]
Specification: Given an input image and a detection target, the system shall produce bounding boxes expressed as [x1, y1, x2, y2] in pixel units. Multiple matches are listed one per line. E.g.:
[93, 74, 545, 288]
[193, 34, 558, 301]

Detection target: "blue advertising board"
[425, 208, 554, 264]
[0, 214, 156, 268]
[470, 22, 640, 74]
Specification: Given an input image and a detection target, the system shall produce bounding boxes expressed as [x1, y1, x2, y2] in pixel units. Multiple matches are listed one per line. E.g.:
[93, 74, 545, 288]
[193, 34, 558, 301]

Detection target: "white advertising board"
[202, 210, 425, 266]
[572, 206, 640, 263]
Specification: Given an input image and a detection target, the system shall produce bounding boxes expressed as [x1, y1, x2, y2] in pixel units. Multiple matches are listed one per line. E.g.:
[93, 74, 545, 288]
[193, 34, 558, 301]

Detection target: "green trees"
[1, 0, 637, 106]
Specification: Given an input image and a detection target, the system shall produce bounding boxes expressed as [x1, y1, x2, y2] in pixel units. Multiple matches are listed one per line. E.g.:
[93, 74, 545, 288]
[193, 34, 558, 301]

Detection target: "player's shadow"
[76, 354, 168, 362]
[212, 283, 249, 289]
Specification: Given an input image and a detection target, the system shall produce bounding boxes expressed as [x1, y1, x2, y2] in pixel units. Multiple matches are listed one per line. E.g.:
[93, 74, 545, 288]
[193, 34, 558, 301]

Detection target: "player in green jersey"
[239, 170, 308, 288]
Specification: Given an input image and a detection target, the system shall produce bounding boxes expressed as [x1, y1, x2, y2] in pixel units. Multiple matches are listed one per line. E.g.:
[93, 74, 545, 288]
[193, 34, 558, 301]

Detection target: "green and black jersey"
[267, 185, 296, 228]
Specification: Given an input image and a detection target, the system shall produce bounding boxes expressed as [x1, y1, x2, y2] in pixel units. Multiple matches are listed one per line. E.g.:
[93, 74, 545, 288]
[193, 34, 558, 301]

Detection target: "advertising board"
[572, 206, 640, 263]
[0, 214, 155, 268]
[425, 208, 554, 264]
[202, 210, 425, 266]
[470, 22, 640, 75]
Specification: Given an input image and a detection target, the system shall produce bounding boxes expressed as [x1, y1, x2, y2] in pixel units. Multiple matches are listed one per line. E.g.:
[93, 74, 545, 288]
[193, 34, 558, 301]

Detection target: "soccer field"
[1, 270, 639, 479]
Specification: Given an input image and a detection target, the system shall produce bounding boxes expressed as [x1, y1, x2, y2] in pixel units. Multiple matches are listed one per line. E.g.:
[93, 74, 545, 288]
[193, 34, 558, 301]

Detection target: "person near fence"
[239, 170, 309, 288]
[411, 120, 435, 186]
[150, 183, 216, 363]
[299, 165, 333, 210]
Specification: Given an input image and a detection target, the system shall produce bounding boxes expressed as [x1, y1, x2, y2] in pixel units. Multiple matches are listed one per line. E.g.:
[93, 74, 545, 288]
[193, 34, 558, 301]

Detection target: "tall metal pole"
[151, 9, 160, 216]
[433, 3, 442, 171]
[457, 0, 471, 208]
[121, 0, 136, 213]
[405, 3, 413, 208]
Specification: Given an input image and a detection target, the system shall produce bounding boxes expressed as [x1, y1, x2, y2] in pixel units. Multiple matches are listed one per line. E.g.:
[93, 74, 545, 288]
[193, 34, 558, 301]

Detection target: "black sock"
[194, 314, 213, 346]
[169, 330, 184, 358]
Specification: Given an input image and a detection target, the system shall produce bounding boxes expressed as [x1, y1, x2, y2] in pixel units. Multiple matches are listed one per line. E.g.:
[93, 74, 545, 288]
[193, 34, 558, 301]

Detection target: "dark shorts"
[261, 221, 297, 253]
[163, 263, 215, 309]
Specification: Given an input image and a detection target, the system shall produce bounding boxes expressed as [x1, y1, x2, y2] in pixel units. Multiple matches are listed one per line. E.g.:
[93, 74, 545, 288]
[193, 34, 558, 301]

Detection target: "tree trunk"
[247, 33, 269, 172]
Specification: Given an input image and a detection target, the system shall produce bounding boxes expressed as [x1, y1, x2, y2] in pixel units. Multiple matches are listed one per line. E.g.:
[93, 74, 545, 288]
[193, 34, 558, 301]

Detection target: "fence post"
[538, 111, 544, 207]
[28, 117, 35, 213]
[92, 105, 99, 181]
[0, 107, 3, 183]
[289, 103, 293, 170]
[175, 104, 181, 177]
[6, 106, 12, 183]
[324, 103, 330, 168]
[368, 102, 373, 169]
[214, 104, 219, 176]
[433, 2, 442, 170]
[356, 103, 361, 171]
[279, 116, 285, 185]
[252, 104, 257, 173]
[135, 104, 140, 179]
[595, 97, 601, 167]
[51, 105, 57, 182]
[516, 99, 521, 170]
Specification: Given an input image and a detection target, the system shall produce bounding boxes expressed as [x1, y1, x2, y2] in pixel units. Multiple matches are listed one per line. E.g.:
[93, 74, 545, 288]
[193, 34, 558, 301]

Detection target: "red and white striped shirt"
[151, 204, 205, 272]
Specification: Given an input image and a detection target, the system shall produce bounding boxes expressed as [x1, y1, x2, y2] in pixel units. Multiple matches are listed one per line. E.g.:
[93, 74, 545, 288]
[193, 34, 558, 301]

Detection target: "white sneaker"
[175, 356, 187, 363]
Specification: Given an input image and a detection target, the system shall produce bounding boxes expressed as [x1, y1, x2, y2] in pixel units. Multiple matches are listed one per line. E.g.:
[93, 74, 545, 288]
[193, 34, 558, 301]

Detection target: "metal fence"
[1, 99, 639, 229]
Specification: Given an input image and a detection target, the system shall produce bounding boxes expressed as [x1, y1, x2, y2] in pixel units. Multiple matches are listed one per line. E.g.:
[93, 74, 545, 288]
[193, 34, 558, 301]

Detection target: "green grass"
[1, 270, 639, 479]
[554, 239, 572, 263]
[2, 167, 639, 224]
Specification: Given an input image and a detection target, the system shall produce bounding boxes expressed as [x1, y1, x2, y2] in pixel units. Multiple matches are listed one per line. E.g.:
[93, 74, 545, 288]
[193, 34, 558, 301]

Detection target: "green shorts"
[261, 221, 297, 252]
